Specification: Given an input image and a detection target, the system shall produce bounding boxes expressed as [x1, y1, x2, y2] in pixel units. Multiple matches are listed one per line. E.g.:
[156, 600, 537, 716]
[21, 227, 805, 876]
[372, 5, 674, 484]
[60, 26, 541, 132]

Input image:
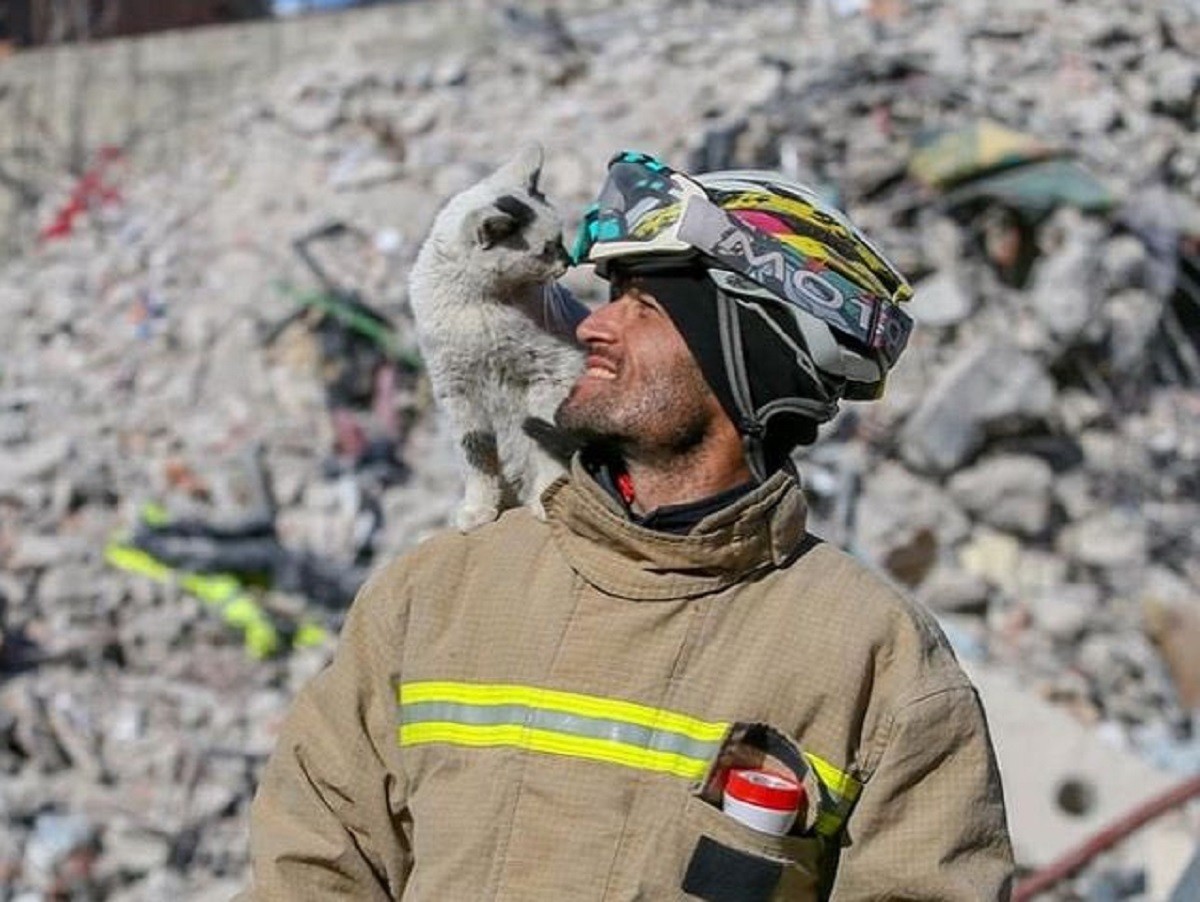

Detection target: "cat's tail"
[522, 416, 584, 466]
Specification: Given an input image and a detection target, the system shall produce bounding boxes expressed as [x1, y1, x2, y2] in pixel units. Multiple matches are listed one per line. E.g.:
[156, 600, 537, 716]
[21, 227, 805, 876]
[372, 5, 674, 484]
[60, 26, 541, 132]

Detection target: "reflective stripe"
[399, 682, 728, 743]
[804, 751, 863, 838]
[396, 681, 863, 837]
[401, 723, 713, 780]
[403, 701, 723, 764]
[104, 543, 278, 655]
[397, 682, 727, 780]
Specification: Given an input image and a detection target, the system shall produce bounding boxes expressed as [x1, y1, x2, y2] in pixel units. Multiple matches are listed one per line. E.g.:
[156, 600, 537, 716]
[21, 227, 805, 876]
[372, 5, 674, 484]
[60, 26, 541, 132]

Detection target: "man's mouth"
[583, 355, 617, 380]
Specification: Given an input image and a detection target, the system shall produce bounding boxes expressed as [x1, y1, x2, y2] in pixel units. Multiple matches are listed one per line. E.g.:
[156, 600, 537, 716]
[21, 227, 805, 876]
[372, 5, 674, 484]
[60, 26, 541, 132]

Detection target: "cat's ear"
[498, 142, 545, 193]
[469, 207, 520, 249]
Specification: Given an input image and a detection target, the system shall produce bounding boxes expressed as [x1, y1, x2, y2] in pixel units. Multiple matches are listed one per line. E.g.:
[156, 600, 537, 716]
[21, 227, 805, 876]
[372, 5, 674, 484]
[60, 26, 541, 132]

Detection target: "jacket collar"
[544, 456, 811, 601]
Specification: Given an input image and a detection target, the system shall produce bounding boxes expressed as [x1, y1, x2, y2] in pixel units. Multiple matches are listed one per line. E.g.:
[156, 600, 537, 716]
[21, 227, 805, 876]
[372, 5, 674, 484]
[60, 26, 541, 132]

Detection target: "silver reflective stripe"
[402, 700, 724, 763]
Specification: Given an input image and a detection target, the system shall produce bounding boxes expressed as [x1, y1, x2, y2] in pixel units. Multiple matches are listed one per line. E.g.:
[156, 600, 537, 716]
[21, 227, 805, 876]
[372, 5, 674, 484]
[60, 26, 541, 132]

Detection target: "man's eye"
[631, 291, 659, 312]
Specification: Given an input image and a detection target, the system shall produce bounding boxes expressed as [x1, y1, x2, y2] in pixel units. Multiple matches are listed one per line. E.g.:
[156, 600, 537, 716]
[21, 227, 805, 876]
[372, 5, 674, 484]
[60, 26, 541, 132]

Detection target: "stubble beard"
[555, 366, 713, 466]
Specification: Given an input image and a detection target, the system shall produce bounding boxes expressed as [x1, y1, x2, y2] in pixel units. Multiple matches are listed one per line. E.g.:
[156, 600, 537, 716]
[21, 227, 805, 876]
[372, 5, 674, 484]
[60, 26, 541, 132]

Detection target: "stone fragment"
[918, 564, 991, 615]
[853, 461, 970, 582]
[23, 812, 98, 892]
[328, 145, 406, 191]
[1099, 234, 1149, 292]
[6, 534, 89, 572]
[1142, 596, 1200, 710]
[0, 436, 74, 491]
[909, 269, 974, 328]
[1147, 49, 1199, 120]
[947, 454, 1054, 537]
[959, 529, 1023, 598]
[1028, 583, 1102, 642]
[899, 341, 1055, 474]
[1027, 209, 1107, 347]
[1057, 510, 1150, 570]
[99, 824, 172, 876]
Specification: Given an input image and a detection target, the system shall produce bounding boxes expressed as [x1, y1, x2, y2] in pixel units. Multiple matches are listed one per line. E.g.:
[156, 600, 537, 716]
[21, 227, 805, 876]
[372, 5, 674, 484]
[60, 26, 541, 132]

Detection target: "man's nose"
[576, 303, 616, 346]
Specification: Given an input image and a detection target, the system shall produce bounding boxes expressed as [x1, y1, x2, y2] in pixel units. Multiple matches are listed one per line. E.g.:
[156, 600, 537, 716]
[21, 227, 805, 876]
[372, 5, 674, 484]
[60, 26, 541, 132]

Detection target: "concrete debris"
[899, 340, 1056, 474]
[908, 268, 975, 328]
[0, 0, 1198, 895]
[966, 659, 1193, 874]
[947, 454, 1055, 538]
[1143, 596, 1200, 711]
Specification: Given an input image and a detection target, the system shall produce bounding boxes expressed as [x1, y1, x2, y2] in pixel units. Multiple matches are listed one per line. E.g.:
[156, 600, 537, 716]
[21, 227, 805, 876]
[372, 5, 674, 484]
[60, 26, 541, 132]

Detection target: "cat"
[409, 143, 588, 531]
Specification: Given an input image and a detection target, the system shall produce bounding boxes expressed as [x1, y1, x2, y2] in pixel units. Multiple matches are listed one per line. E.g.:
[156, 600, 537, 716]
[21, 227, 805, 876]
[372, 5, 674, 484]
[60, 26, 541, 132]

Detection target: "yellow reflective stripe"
[105, 543, 173, 580]
[804, 750, 862, 838]
[105, 541, 281, 659]
[398, 682, 863, 837]
[398, 722, 710, 781]
[180, 572, 241, 604]
[138, 501, 171, 527]
[804, 750, 862, 804]
[293, 621, 329, 648]
[107, 542, 241, 603]
[398, 682, 728, 744]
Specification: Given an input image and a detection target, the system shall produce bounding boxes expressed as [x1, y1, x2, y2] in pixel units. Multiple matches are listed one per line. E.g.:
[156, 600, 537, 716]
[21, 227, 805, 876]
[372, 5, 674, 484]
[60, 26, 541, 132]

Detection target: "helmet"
[572, 151, 914, 477]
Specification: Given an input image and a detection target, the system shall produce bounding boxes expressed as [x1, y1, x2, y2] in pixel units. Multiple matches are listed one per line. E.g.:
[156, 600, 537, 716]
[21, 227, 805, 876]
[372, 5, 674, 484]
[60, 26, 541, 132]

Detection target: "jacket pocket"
[679, 793, 822, 902]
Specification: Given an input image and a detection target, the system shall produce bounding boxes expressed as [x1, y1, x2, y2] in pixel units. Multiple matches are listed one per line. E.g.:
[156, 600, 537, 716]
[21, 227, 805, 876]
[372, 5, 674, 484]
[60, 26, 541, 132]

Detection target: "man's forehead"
[607, 261, 704, 296]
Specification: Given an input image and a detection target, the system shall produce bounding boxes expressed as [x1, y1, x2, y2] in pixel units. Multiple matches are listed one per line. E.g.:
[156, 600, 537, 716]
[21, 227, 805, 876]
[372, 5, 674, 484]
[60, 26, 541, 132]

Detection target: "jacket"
[240, 460, 1014, 900]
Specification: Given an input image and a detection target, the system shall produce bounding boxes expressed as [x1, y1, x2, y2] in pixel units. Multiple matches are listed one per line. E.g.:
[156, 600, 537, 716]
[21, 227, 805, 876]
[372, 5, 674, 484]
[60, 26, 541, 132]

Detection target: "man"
[240, 152, 1013, 900]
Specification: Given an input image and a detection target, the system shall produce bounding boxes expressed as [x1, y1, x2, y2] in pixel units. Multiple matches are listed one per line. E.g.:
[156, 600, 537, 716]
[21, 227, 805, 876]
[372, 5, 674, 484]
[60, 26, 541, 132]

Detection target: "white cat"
[409, 144, 588, 531]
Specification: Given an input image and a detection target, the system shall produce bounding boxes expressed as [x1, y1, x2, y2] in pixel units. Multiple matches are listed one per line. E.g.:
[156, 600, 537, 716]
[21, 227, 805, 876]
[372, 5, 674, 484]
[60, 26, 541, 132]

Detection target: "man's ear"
[468, 207, 519, 249]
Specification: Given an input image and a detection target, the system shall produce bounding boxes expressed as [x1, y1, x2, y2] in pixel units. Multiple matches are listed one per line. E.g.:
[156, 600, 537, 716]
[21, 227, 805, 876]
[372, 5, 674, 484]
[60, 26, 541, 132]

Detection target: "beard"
[555, 360, 714, 464]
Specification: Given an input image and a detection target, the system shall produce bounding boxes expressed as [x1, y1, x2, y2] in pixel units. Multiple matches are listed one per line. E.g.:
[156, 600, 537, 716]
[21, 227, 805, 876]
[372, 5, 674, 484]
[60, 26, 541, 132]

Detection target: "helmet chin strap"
[715, 289, 769, 481]
[714, 288, 838, 481]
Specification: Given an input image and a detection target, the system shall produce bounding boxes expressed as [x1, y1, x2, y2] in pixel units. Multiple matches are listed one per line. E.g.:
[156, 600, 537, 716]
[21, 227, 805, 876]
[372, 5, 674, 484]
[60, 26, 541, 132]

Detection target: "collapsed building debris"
[1, 0, 1198, 897]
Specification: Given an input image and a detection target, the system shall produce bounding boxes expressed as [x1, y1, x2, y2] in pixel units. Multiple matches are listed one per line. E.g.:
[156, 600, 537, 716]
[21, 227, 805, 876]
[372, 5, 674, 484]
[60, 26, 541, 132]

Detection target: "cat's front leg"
[440, 391, 505, 530]
[521, 384, 575, 521]
[525, 447, 567, 522]
[456, 427, 505, 531]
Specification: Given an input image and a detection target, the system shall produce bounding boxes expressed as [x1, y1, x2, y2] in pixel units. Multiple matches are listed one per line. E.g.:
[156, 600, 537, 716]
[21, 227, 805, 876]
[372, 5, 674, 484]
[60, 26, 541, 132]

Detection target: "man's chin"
[555, 397, 619, 445]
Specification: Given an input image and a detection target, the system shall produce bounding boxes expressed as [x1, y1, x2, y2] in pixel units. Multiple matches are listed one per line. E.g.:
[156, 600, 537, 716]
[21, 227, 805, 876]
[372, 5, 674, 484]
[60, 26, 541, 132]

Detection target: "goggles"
[572, 151, 914, 368]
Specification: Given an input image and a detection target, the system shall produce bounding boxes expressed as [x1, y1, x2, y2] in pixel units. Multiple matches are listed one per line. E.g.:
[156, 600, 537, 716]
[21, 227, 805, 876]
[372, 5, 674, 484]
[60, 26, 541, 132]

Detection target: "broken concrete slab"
[964, 659, 1192, 870]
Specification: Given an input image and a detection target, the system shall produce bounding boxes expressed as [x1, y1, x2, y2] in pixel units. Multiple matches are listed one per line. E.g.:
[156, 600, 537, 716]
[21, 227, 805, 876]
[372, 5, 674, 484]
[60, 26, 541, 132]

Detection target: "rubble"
[1, 0, 1199, 896]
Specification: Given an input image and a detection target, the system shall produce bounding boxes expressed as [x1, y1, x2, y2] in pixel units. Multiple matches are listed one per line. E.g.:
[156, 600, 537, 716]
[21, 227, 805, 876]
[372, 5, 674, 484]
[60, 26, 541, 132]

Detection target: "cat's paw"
[527, 498, 549, 522]
[456, 503, 499, 532]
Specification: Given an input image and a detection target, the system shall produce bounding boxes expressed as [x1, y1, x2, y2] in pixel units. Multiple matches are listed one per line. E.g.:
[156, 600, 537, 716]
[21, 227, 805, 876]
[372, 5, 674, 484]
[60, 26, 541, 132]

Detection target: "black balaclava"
[632, 267, 828, 478]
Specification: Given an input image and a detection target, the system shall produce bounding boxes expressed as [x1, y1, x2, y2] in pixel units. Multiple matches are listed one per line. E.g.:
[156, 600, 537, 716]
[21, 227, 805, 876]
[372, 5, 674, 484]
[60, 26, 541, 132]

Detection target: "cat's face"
[438, 144, 571, 291]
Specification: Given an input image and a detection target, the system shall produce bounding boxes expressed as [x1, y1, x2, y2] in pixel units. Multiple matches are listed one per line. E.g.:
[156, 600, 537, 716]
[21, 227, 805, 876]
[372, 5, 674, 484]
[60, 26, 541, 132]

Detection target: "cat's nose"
[547, 239, 572, 267]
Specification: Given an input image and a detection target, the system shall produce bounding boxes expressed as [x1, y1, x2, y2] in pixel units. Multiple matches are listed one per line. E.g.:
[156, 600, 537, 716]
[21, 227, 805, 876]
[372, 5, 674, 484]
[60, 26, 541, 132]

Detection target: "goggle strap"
[676, 194, 912, 367]
[570, 204, 600, 264]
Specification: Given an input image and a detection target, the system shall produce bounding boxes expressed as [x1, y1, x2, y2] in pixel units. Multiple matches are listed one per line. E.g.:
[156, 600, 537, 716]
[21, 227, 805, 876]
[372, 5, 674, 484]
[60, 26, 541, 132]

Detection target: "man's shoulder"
[388, 507, 556, 576]
[781, 538, 973, 697]
[784, 537, 919, 616]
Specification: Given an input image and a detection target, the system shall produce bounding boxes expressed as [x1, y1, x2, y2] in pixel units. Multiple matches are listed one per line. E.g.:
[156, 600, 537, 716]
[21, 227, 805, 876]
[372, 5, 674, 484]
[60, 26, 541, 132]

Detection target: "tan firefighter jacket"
[240, 461, 1014, 901]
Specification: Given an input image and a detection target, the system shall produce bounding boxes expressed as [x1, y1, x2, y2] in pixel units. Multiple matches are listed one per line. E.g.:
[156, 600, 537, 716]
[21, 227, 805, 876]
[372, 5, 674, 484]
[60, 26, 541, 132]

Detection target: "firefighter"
[240, 152, 1013, 900]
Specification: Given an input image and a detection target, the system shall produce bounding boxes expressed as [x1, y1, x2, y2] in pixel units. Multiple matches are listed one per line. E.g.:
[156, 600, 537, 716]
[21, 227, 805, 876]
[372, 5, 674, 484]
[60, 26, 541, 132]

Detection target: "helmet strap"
[716, 289, 770, 481]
